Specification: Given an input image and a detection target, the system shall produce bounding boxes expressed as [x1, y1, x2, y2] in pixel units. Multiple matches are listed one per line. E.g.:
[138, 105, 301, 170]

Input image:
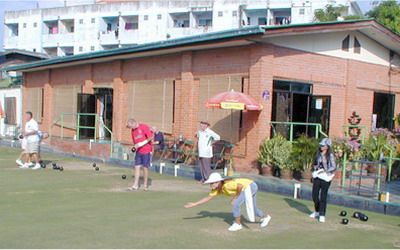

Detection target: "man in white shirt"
[22, 111, 41, 170]
[196, 121, 220, 183]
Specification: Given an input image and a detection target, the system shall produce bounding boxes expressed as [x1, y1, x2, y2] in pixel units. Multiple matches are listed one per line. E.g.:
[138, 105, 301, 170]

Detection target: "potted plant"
[258, 134, 292, 177]
[291, 135, 319, 182]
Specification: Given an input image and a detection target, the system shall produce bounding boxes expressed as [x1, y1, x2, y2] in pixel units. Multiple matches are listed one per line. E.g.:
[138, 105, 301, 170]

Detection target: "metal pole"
[388, 150, 393, 182]
[94, 114, 98, 143]
[377, 162, 382, 193]
[77, 113, 80, 140]
[61, 114, 64, 139]
[290, 123, 293, 142]
[341, 152, 347, 188]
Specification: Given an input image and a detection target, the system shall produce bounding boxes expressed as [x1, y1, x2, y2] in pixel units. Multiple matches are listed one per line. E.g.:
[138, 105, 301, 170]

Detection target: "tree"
[367, 0, 400, 34]
[314, 4, 352, 22]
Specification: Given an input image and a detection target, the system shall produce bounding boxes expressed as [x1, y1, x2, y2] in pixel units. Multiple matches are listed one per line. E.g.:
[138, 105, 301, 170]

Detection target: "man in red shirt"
[127, 118, 153, 191]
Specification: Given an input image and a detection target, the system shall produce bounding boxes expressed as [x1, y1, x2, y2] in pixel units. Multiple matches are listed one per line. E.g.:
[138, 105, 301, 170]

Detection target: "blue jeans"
[232, 182, 264, 218]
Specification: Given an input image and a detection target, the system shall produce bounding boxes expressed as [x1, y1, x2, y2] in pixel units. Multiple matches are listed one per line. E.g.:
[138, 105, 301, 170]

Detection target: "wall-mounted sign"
[315, 99, 323, 110]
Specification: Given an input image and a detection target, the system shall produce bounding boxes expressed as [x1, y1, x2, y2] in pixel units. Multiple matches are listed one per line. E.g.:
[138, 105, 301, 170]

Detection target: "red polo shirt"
[131, 123, 153, 154]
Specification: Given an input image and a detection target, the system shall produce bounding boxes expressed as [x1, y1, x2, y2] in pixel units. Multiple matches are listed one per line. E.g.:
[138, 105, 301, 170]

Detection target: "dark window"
[354, 37, 361, 54]
[373, 92, 395, 130]
[232, 11, 237, 17]
[218, 11, 223, 17]
[299, 8, 305, 15]
[144, 15, 148, 21]
[79, 46, 83, 52]
[258, 17, 267, 25]
[157, 14, 162, 19]
[33, 22, 37, 28]
[4, 97, 17, 125]
[342, 35, 350, 52]
[90, 46, 95, 51]
[79, 19, 83, 24]
[91, 18, 95, 23]
[23, 23, 26, 28]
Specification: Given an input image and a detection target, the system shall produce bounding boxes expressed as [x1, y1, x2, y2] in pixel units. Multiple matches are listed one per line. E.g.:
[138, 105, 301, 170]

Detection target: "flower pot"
[280, 169, 292, 179]
[259, 164, 273, 176]
[301, 170, 313, 183]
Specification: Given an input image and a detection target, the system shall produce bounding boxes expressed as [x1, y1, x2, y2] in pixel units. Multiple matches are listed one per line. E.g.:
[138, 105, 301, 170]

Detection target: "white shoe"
[16, 159, 24, 166]
[309, 212, 319, 219]
[27, 162, 34, 167]
[319, 216, 326, 223]
[19, 163, 29, 169]
[32, 164, 42, 170]
[228, 223, 243, 232]
[260, 215, 272, 228]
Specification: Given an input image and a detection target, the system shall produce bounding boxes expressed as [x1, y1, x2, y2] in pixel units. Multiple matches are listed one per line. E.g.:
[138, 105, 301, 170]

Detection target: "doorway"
[77, 93, 96, 139]
[94, 88, 113, 140]
[373, 92, 395, 130]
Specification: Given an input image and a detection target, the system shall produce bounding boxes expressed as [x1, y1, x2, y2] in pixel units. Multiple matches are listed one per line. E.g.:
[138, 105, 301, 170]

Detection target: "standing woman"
[310, 138, 336, 223]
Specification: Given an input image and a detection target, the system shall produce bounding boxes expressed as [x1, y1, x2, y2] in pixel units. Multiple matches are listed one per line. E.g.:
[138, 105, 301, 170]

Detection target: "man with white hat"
[184, 172, 272, 231]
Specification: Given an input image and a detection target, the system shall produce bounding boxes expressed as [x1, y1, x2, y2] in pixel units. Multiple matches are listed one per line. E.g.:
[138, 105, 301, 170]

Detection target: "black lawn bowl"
[59, 167, 64, 171]
[18, 134, 23, 139]
[95, 167, 99, 171]
[131, 147, 136, 153]
[92, 162, 96, 168]
[340, 211, 347, 217]
[52, 162, 57, 168]
[122, 175, 127, 180]
[359, 214, 368, 222]
[41, 163, 46, 168]
[353, 212, 360, 219]
[341, 218, 349, 225]
[52, 164, 59, 170]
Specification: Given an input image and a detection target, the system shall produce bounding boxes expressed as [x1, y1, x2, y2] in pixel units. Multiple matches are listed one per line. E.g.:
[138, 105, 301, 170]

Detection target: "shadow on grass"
[284, 198, 312, 215]
[183, 211, 233, 225]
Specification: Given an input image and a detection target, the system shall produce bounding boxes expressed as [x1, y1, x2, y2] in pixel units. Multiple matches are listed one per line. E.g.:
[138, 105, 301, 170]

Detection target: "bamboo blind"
[53, 85, 81, 128]
[26, 87, 43, 122]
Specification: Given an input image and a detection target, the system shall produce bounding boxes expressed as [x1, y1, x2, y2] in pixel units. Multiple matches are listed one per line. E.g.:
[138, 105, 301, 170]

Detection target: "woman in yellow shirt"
[184, 172, 272, 231]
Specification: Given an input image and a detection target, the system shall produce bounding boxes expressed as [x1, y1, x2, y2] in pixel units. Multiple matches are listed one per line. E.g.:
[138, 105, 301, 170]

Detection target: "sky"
[0, 0, 396, 51]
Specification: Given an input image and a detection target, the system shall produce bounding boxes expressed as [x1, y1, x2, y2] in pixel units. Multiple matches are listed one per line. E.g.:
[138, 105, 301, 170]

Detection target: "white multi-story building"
[3, 0, 362, 57]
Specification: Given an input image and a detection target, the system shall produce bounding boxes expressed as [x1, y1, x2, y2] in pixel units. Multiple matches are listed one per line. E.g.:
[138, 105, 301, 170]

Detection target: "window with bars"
[53, 85, 81, 129]
[25, 87, 43, 122]
[4, 97, 17, 125]
[354, 37, 361, 54]
[342, 35, 350, 52]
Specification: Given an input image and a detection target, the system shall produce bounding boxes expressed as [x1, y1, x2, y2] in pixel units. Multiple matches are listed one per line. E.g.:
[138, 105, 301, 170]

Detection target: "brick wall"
[22, 43, 399, 172]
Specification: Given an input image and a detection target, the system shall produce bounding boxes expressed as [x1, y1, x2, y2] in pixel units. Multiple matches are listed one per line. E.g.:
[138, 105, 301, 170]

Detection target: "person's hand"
[231, 197, 237, 205]
[184, 202, 196, 208]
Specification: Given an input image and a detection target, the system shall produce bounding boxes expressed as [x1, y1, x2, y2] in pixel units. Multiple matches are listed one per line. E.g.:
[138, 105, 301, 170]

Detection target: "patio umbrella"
[205, 89, 262, 175]
[0, 102, 4, 119]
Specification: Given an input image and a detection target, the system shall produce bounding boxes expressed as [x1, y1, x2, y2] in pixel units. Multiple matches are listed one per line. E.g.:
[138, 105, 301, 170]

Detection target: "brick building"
[6, 20, 400, 172]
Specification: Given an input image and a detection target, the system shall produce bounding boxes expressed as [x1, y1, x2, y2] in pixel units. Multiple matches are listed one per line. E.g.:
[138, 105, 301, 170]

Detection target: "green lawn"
[0, 146, 399, 249]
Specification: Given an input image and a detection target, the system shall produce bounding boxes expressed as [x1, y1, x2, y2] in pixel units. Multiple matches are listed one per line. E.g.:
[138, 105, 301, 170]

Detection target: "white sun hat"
[204, 172, 225, 184]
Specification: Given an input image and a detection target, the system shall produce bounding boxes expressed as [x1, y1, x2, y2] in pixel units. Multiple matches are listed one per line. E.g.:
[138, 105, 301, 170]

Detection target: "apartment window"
[354, 37, 361, 54]
[79, 46, 83, 52]
[299, 8, 305, 15]
[232, 11, 237, 17]
[144, 15, 148, 21]
[33, 48, 36, 52]
[90, 46, 95, 51]
[33, 22, 37, 28]
[23, 23, 26, 28]
[157, 14, 162, 20]
[125, 22, 138, 30]
[79, 19, 83, 24]
[218, 11, 223, 17]
[342, 35, 350, 52]
[91, 18, 95, 23]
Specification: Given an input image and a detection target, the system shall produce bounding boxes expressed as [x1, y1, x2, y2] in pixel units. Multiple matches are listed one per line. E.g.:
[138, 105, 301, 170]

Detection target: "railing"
[270, 121, 328, 142]
[50, 113, 113, 156]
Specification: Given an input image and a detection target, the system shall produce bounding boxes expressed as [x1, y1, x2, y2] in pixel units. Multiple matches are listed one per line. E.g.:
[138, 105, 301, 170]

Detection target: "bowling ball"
[131, 147, 136, 153]
[52, 162, 57, 167]
[341, 218, 349, 225]
[360, 214, 368, 222]
[353, 212, 360, 219]
[92, 163, 96, 168]
[18, 134, 24, 139]
[95, 167, 99, 171]
[122, 175, 127, 180]
[59, 167, 64, 171]
[340, 211, 347, 217]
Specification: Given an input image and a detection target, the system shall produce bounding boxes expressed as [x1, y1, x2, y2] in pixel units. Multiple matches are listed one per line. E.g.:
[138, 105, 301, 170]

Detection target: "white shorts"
[20, 139, 27, 151]
[26, 141, 39, 154]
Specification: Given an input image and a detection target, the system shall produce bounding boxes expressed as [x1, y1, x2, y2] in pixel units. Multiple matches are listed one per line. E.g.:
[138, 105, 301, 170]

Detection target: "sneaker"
[16, 159, 24, 166]
[319, 216, 326, 223]
[260, 215, 272, 228]
[19, 163, 30, 169]
[32, 164, 42, 170]
[309, 212, 319, 219]
[228, 223, 243, 232]
[27, 162, 34, 167]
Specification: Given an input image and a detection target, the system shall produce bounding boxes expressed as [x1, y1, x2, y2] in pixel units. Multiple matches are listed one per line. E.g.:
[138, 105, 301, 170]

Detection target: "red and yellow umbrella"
[205, 89, 263, 111]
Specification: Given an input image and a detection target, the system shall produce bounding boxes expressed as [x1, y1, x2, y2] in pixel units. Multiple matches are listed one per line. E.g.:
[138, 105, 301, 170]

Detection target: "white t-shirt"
[25, 119, 39, 143]
[197, 128, 220, 158]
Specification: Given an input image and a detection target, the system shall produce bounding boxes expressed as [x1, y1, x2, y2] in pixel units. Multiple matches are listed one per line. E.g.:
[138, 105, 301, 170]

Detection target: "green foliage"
[258, 134, 292, 170]
[291, 135, 319, 171]
[361, 129, 397, 161]
[367, 0, 400, 34]
[343, 15, 366, 20]
[314, 4, 349, 22]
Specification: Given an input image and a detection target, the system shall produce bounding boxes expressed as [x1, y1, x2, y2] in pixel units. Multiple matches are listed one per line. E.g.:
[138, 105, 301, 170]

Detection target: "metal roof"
[5, 19, 400, 72]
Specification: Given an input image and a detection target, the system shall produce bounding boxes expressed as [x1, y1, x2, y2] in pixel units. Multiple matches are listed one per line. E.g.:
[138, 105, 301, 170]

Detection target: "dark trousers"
[199, 157, 212, 182]
[312, 178, 331, 216]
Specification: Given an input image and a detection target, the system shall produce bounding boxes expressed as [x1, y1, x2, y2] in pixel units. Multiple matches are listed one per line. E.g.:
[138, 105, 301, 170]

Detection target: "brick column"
[174, 52, 199, 139]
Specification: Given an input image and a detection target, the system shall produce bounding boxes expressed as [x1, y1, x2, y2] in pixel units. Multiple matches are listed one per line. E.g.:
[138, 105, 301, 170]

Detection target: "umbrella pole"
[227, 109, 234, 177]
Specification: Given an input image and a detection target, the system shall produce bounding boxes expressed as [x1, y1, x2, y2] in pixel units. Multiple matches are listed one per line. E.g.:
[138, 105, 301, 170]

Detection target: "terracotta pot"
[280, 169, 292, 179]
[259, 164, 273, 176]
[302, 170, 313, 183]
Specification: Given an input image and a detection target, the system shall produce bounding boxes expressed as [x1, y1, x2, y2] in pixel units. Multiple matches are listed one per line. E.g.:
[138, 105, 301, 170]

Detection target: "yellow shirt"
[209, 178, 253, 197]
